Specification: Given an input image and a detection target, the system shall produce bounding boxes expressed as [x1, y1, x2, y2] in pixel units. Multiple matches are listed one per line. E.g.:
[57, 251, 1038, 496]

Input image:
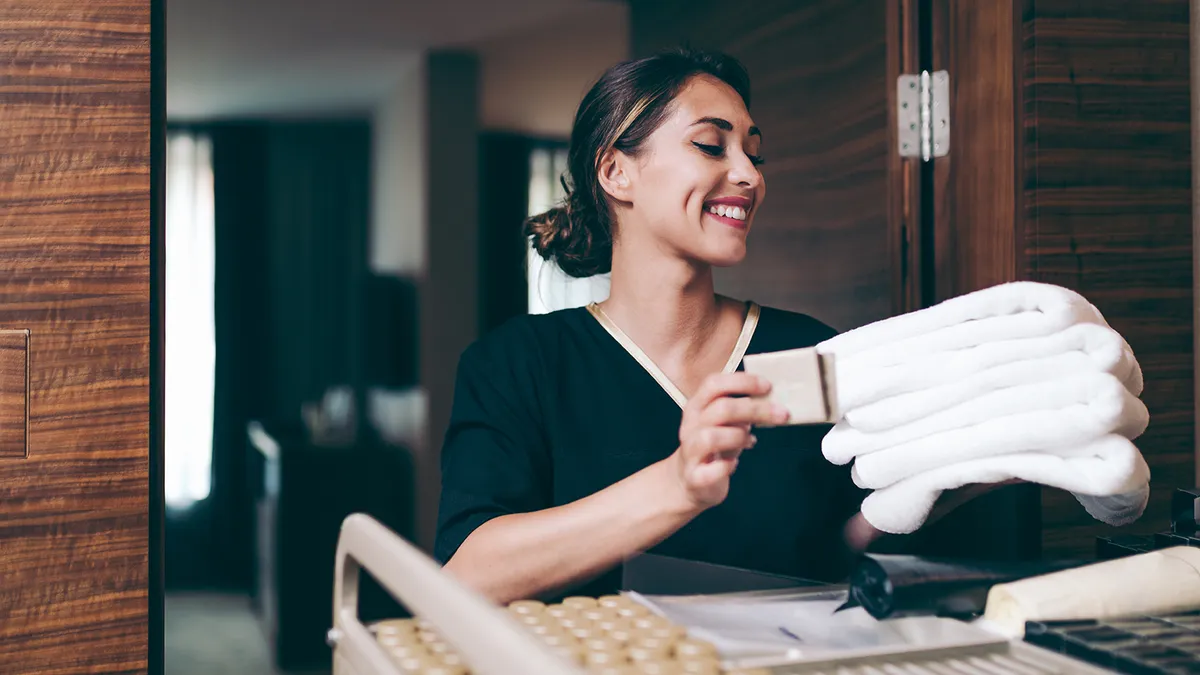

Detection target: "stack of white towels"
[816, 281, 1152, 535]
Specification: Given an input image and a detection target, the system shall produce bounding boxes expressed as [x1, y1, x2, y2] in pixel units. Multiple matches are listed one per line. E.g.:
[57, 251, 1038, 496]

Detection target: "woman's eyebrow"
[690, 116, 762, 138]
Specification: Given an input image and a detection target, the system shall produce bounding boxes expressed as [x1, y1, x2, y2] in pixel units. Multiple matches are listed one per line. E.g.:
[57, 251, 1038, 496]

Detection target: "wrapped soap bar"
[741, 347, 837, 426]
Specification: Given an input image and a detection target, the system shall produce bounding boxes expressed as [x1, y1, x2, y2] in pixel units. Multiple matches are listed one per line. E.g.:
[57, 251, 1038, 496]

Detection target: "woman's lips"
[704, 196, 752, 230]
[705, 209, 749, 229]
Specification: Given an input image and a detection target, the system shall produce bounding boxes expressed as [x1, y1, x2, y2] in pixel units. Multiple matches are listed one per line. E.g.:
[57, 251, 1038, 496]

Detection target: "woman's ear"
[596, 148, 633, 202]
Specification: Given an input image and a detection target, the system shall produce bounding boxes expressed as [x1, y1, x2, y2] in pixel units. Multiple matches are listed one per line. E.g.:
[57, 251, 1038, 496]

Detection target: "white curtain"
[165, 131, 216, 509]
[526, 146, 611, 314]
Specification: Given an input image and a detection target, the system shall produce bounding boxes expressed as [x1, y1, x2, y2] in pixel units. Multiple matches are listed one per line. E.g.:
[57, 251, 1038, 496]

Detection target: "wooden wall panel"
[0, 1, 151, 672]
[1022, 0, 1192, 557]
[919, 0, 1050, 562]
[931, 0, 1022, 302]
[630, 0, 905, 332]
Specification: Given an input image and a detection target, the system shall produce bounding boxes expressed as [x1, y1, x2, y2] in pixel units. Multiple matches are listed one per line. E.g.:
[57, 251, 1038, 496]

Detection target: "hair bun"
[526, 205, 570, 259]
[525, 192, 612, 278]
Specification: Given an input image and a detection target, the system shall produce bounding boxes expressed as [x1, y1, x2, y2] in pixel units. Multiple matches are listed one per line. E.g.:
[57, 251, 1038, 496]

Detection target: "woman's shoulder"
[459, 307, 589, 371]
[748, 303, 840, 354]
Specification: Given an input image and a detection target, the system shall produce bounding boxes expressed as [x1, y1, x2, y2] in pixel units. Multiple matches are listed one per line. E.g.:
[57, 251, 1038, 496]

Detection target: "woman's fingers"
[704, 395, 789, 428]
[688, 452, 739, 488]
[684, 426, 751, 460]
[691, 372, 771, 410]
[673, 371, 786, 509]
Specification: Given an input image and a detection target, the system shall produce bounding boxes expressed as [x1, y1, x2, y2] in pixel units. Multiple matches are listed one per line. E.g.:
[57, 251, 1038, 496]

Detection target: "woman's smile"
[703, 195, 753, 230]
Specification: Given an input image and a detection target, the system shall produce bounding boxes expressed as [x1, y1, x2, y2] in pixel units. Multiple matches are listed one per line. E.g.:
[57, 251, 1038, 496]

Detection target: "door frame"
[151, 0, 166, 672]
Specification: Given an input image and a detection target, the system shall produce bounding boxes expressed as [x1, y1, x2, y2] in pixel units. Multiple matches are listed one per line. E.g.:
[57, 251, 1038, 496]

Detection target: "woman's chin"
[704, 245, 749, 268]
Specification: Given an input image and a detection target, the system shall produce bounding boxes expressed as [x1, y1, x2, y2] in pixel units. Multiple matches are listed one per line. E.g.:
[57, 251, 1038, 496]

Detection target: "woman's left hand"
[843, 479, 1025, 552]
[925, 479, 1024, 524]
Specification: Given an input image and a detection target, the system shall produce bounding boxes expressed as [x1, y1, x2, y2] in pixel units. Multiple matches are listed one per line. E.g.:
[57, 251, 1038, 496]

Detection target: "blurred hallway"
[165, 593, 329, 675]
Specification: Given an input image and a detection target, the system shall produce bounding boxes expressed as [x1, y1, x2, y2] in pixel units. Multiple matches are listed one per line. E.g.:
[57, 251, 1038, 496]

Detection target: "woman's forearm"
[843, 512, 884, 552]
[442, 457, 704, 605]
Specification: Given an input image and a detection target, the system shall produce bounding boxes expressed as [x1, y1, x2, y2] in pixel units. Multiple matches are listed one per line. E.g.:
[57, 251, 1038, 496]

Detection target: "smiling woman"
[434, 49, 871, 605]
[525, 50, 764, 280]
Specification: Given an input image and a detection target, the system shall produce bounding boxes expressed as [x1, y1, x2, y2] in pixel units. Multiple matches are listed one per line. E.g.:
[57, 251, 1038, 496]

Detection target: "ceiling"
[167, 0, 616, 120]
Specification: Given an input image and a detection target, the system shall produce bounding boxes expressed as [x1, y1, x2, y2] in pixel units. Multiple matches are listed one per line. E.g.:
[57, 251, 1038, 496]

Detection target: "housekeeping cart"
[328, 514, 1114, 675]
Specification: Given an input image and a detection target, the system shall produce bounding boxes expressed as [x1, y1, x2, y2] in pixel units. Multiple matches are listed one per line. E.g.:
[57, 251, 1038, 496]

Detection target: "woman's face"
[613, 74, 765, 268]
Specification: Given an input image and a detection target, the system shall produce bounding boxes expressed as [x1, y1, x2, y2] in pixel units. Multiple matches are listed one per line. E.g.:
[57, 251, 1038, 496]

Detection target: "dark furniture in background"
[249, 420, 415, 673]
[363, 274, 420, 390]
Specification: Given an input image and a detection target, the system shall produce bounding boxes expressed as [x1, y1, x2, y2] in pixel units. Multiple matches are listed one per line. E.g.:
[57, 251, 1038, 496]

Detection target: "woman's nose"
[729, 154, 761, 188]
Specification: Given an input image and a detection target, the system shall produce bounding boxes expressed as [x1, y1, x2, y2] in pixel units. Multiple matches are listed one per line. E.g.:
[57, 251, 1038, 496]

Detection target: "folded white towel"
[830, 321, 1141, 415]
[848, 376, 1149, 490]
[825, 371, 1144, 465]
[859, 435, 1151, 534]
[1075, 484, 1151, 528]
[819, 281, 1106, 362]
[844, 345, 1141, 433]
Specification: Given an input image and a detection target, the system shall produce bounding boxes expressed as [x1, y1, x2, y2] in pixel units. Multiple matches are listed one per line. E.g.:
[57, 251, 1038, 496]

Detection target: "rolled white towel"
[859, 435, 1150, 534]
[819, 281, 1107, 362]
[825, 371, 1143, 465]
[848, 379, 1149, 489]
[830, 321, 1141, 414]
[982, 545, 1196, 638]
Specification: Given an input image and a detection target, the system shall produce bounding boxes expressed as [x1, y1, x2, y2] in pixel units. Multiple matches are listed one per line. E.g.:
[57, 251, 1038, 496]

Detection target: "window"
[526, 146, 610, 314]
[165, 130, 216, 509]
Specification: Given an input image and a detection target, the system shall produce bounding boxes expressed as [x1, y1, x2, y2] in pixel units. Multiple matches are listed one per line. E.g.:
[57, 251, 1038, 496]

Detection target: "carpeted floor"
[166, 592, 330, 675]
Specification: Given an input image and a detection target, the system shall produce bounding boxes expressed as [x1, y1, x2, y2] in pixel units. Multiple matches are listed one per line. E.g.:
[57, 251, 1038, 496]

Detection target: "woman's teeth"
[707, 204, 747, 221]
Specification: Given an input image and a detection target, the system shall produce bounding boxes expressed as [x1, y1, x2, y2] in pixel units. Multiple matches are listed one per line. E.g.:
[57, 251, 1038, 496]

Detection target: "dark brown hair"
[525, 48, 752, 278]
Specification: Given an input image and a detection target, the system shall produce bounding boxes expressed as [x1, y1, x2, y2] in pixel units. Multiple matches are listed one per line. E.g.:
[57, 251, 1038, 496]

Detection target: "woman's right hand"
[672, 372, 791, 509]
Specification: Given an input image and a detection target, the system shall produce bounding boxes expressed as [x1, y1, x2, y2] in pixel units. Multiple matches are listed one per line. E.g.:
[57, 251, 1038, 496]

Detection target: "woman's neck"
[599, 244, 729, 364]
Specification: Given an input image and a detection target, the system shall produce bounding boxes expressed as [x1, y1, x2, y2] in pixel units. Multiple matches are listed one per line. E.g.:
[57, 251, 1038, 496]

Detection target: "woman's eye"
[693, 142, 766, 167]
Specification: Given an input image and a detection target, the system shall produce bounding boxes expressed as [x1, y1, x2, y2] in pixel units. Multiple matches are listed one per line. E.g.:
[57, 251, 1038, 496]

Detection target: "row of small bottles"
[370, 594, 771, 675]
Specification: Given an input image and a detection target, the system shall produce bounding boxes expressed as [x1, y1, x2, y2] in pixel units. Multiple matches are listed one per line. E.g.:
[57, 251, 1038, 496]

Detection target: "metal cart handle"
[331, 513, 587, 675]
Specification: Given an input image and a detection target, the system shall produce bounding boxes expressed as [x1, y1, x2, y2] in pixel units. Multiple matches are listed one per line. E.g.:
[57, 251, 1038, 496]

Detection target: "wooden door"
[629, 0, 921, 332]
[932, 0, 1193, 559]
[0, 0, 159, 673]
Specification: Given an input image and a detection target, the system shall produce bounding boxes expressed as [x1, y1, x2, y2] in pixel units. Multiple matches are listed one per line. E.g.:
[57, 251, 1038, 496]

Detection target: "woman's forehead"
[666, 76, 756, 133]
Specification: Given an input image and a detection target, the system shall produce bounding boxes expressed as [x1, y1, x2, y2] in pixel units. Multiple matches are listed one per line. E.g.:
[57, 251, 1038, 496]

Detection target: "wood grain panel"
[931, 0, 1021, 301]
[0, 331, 30, 459]
[1022, 0, 1192, 558]
[0, 1, 150, 672]
[630, 0, 902, 332]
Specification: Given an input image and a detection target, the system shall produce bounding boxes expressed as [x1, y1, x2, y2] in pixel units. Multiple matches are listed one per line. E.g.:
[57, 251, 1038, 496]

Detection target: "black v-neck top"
[434, 304, 866, 598]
